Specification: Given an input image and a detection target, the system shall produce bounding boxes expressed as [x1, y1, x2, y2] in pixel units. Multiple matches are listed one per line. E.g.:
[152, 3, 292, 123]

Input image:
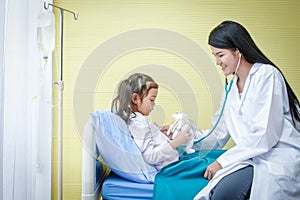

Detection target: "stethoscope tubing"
[193, 78, 233, 144]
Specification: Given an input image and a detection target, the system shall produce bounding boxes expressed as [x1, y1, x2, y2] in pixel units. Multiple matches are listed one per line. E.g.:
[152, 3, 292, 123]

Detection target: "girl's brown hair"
[111, 73, 158, 123]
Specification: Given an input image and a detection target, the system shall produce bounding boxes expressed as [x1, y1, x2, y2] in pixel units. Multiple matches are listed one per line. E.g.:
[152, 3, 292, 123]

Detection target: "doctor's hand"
[204, 161, 222, 180]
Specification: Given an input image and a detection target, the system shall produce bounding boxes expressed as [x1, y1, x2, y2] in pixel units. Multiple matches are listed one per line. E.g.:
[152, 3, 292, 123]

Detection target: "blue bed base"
[102, 172, 153, 200]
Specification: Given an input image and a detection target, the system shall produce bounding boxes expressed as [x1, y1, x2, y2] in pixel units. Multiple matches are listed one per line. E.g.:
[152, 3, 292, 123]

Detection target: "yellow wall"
[51, 0, 300, 199]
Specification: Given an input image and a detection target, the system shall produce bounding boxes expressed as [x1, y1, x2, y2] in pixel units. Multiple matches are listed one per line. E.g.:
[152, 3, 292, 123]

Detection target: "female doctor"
[194, 20, 300, 200]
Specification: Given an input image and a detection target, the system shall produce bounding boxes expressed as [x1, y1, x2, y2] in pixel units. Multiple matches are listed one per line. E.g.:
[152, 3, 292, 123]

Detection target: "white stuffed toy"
[166, 112, 199, 154]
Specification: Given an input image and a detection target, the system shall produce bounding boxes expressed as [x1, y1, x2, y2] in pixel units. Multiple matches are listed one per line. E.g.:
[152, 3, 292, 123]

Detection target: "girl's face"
[210, 46, 240, 76]
[132, 87, 158, 116]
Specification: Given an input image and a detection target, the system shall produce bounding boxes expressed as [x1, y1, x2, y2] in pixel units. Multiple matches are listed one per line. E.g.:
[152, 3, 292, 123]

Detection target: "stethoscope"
[193, 52, 241, 145]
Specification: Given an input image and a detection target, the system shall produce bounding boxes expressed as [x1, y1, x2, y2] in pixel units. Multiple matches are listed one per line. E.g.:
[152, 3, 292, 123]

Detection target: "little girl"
[111, 73, 191, 170]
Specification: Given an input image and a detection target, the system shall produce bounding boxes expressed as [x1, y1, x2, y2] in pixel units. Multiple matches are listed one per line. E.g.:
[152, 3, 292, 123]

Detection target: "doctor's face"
[210, 46, 240, 76]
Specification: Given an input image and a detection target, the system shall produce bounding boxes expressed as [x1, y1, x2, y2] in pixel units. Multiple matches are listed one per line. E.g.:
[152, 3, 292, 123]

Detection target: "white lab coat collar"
[234, 63, 262, 112]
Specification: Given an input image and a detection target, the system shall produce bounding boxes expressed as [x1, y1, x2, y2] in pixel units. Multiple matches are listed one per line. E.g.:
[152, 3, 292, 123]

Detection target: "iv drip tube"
[43, 2, 78, 200]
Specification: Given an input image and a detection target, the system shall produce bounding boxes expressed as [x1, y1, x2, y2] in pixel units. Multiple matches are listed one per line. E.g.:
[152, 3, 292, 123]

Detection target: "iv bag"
[36, 9, 55, 59]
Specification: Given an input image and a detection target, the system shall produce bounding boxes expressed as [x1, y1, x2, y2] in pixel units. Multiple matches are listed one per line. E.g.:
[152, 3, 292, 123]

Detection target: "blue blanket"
[153, 150, 225, 200]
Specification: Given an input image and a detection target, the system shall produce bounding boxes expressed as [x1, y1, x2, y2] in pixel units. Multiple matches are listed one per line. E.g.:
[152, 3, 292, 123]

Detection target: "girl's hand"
[159, 125, 169, 134]
[169, 127, 190, 149]
[204, 161, 222, 180]
[160, 125, 176, 139]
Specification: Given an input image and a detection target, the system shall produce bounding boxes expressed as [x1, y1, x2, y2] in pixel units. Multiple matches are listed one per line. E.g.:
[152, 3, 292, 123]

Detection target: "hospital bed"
[81, 110, 156, 200]
[81, 132, 154, 200]
[81, 122, 102, 200]
[81, 110, 224, 200]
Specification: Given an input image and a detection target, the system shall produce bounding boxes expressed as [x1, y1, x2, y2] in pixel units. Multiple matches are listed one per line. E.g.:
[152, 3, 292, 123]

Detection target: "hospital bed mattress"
[101, 172, 154, 200]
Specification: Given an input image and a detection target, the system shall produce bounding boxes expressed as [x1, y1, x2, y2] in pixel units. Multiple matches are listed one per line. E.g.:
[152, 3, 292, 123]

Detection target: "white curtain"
[0, 0, 52, 200]
[0, 0, 5, 198]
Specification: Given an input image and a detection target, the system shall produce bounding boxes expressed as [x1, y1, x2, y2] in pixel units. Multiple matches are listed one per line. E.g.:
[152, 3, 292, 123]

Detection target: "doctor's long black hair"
[208, 20, 300, 126]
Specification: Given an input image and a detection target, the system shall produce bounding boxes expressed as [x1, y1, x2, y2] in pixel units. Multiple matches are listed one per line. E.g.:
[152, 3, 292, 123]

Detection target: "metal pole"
[43, 2, 78, 200]
[57, 9, 64, 200]
[53, 8, 64, 200]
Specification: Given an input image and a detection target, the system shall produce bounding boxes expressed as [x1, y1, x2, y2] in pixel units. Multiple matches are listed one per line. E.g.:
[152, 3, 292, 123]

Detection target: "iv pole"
[44, 2, 78, 200]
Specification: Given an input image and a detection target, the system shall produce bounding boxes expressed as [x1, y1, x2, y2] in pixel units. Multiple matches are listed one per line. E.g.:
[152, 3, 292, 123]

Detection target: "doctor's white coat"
[194, 63, 300, 200]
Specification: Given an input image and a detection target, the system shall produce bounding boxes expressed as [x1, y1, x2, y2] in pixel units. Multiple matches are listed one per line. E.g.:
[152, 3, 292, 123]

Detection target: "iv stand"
[44, 2, 78, 200]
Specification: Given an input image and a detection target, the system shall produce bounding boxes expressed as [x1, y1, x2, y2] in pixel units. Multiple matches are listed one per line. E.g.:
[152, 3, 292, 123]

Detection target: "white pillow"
[91, 110, 157, 183]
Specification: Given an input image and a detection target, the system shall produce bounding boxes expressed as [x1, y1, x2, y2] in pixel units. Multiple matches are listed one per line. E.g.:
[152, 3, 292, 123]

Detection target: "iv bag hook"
[44, 1, 78, 20]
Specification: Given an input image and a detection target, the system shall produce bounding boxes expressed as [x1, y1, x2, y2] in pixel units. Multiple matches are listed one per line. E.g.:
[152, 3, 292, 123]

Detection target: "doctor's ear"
[235, 49, 242, 58]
